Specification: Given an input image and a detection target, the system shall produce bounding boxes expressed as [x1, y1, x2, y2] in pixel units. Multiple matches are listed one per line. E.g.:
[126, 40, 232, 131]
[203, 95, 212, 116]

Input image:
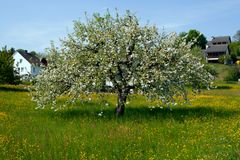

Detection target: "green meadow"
[0, 82, 240, 159]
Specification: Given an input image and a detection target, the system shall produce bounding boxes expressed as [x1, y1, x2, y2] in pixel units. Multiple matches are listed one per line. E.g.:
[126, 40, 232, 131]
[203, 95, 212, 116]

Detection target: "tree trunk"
[115, 89, 128, 116]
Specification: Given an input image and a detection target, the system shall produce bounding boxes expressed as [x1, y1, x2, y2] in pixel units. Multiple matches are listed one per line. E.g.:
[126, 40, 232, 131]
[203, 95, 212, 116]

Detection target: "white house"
[13, 50, 45, 78]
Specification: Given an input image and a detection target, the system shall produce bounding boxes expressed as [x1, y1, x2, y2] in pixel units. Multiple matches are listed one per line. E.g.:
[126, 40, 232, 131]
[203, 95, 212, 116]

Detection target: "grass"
[0, 83, 240, 159]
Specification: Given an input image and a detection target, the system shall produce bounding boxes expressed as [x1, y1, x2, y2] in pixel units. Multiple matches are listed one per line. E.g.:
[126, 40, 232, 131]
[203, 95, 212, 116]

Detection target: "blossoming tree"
[32, 11, 213, 116]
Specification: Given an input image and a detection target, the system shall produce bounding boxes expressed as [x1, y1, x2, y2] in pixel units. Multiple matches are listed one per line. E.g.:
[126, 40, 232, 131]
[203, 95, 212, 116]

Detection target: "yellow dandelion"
[0, 112, 7, 119]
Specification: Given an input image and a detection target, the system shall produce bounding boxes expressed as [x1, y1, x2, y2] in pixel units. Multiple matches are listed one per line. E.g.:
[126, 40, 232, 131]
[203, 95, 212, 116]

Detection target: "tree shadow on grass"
[50, 101, 105, 119]
[123, 106, 240, 122]
[0, 86, 28, 92]
[52, 103, 240, 122]
[213, 85, 232, 89]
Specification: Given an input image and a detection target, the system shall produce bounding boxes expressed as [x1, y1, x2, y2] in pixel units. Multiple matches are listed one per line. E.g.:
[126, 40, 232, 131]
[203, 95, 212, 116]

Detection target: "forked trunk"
[115, 89, 128, 116]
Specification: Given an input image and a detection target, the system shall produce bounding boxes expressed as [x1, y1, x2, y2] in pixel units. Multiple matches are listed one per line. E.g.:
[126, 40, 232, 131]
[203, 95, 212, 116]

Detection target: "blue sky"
[1, 0, 240, 52]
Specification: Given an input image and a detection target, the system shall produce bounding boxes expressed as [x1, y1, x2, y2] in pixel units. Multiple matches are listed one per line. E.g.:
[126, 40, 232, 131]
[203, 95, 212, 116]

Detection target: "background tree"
[0, 46, 19, 84]
[16, 49, 43, 58]
[180, 29, 207, 49]
[16, 49, 27, 53]
[229, 42, 240, 57]
[178, 32, 187, 38]
[32, 11, 213, 116]
[30, 51, 46, 59]
[233, 30, 240, 42]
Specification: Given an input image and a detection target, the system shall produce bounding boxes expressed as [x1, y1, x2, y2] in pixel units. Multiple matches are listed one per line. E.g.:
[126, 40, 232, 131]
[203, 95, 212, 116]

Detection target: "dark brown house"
[205, 36, 231, 62]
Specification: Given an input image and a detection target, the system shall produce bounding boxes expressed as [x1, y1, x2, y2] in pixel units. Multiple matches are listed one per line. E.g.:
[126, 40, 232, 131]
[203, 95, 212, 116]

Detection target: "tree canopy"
[233, 30, 240, 42]
[229, 42, 240, 57]
[0, 46, 19, 84]
[32, 11, 213, 116]
[179, 29, 207, 49]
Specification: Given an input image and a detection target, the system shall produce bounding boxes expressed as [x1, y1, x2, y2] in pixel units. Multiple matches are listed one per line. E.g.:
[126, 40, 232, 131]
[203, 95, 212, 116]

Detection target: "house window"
[20, 59, 22, 63]
[21, 67, 24, 72]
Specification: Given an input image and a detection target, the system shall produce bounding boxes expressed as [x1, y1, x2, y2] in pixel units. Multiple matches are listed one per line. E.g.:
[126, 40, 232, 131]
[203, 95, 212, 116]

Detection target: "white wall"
[13, 52, 32, 76]
[31, 66, 41, 76]
[226, 48, 229, 55]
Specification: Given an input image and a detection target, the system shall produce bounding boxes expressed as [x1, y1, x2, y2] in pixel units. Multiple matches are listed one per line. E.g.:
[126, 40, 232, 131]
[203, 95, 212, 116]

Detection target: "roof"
[17, 50, 41, 65]
[207, 41, 212, 46]
[205, 44, 229, 53]
[211, 36, 231, 44]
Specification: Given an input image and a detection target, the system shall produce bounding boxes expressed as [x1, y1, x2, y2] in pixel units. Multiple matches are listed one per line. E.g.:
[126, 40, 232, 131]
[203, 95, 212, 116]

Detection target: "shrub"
[204, 65, 218, 78]
[218, 55, 232, 64]
[21, 81, 33, 85]
[230, 53, 237, 63]
[224, 66, 240, 82]
[218, 55, 225, 64]
[224, 55, 233, 64]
